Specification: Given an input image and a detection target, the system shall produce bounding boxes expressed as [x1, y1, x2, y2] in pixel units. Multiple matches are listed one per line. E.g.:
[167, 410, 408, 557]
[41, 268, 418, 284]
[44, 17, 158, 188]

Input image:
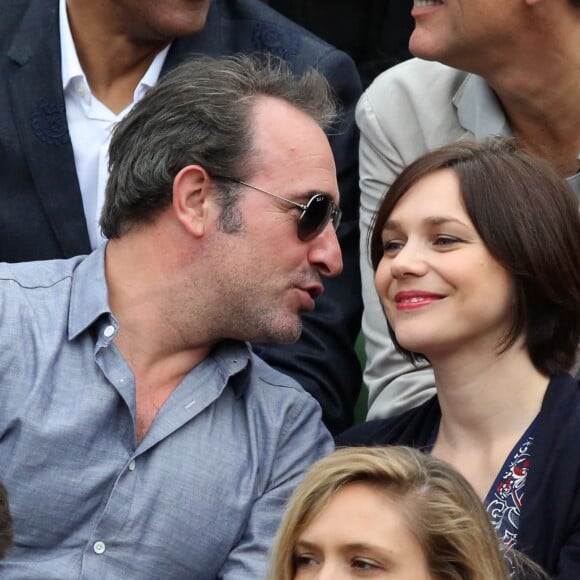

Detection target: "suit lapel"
[7, 0, 91, 257]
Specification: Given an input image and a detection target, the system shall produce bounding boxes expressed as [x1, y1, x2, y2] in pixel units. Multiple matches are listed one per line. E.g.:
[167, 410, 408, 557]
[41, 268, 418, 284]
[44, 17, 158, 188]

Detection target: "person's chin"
[255, 315, 303, 345]
[274, 318, 303, 344]
[394, 325, 436, 355]
[408, 30, 444, 62]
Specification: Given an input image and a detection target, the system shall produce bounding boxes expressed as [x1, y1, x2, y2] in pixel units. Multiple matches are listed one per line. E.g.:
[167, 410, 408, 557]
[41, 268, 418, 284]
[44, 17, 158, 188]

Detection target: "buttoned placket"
[79, 322, 245, 577]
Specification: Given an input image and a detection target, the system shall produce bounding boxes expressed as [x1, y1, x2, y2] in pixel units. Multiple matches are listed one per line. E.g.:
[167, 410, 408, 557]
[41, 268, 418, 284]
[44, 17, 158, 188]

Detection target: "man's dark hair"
[100, 53, 338, 238]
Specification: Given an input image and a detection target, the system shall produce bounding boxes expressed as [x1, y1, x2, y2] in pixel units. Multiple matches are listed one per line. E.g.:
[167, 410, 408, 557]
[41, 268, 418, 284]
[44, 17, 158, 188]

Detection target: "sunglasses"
[214, 176, 341, 242]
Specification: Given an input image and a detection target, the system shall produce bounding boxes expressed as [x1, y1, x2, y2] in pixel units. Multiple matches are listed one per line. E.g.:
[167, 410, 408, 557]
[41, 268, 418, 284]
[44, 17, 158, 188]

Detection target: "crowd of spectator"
[0, 0, 578, 577]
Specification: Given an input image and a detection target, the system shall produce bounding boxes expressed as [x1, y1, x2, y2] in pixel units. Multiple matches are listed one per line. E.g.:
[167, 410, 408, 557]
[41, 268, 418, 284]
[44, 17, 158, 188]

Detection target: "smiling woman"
[338, 137, 580, 578]
[268, 446, 534, 580]
[368, 138, 579, 374]
[374, 167, 514, 361]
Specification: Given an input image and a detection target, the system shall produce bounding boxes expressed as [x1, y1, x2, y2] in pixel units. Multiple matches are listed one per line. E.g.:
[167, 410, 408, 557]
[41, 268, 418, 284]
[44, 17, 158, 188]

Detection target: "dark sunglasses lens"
[298, 195, 333, 241]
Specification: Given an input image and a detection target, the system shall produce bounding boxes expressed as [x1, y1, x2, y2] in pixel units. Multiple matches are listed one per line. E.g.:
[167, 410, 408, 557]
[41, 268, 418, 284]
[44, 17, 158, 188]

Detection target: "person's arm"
[218, 391, 334, 578]
[254, 47, 363, 435]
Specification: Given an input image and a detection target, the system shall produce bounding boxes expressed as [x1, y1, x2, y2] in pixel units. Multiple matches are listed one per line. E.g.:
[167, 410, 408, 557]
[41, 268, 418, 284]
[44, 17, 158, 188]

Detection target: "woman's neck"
[431, 344, 549, 446]
[429, 345, 549, 499]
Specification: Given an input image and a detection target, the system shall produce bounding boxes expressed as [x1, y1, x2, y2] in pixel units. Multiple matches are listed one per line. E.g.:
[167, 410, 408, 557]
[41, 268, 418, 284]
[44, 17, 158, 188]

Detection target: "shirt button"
[93, 541, 106, 555]
[103, 325, 115, 338]
[128, 460, 136, 471]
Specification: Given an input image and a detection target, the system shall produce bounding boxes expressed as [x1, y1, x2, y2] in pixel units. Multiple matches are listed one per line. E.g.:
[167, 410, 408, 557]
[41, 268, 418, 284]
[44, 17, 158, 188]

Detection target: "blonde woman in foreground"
[269, 446, 545, 579]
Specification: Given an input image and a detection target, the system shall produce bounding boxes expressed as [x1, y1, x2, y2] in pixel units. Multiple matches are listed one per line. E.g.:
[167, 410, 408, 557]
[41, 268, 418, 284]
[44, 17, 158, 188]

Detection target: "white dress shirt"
[59, 0, 170, 249]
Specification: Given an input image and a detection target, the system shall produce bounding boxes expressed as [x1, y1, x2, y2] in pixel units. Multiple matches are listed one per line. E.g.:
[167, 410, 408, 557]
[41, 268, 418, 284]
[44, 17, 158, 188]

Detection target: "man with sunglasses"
[0, 55, 337, 579]
[0, 0, 363, 437]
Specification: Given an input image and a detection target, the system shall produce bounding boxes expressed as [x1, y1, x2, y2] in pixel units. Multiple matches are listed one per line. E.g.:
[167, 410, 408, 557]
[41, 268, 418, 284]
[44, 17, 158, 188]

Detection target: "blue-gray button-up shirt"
[0, 246, 334, 579]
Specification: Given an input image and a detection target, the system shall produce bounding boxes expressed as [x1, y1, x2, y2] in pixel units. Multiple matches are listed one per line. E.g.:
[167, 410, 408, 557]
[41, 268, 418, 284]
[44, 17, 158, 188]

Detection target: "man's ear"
[172, 165, 214, 237]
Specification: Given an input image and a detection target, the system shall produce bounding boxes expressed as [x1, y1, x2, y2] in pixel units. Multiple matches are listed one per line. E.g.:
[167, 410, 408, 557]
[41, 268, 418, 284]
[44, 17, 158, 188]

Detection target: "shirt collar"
[59, 0, 85, 92]
[453, 74, 580, 200]
[137, 45, 171, 101]
[211, 341, 254, 398]
[453, 73, 512, 140]
[59, 0, 171, 100]
[68, 244, 111, 340]
[67, 244, 254, 394]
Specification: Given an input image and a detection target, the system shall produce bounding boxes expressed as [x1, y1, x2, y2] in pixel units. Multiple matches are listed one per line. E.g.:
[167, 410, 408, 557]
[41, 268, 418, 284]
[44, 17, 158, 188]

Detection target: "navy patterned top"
[485, 423, 536, 548]
[425, 420, 536, 548]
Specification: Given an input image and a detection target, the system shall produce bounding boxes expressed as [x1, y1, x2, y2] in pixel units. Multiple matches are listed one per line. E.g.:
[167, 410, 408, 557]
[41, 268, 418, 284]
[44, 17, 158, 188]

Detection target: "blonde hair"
[269, 446, 533, 580]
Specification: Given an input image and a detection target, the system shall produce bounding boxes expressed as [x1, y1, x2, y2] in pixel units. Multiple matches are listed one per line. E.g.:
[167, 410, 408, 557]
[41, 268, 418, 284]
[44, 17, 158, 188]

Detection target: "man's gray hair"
[100, 53, 338, 238]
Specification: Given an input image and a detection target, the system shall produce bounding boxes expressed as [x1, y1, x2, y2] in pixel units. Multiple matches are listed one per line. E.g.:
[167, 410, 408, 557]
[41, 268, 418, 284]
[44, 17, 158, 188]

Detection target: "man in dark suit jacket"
[0, 0, 363, 434]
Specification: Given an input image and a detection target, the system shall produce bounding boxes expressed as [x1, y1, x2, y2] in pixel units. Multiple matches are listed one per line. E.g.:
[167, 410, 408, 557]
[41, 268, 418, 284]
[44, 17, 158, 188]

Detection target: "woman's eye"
[382, 239, 404, 253]
[294, 554, 318, 568]
[434, 235, 461, 246]
[351, 558, 383, 571]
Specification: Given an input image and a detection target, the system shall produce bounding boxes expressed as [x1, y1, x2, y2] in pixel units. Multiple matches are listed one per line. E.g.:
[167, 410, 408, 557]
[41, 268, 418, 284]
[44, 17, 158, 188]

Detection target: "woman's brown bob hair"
[370, 138, 580, 375]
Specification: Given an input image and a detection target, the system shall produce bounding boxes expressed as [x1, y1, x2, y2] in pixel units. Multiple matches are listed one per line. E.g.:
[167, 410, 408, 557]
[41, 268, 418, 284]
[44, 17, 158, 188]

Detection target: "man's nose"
[309, 222, 343, 278]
